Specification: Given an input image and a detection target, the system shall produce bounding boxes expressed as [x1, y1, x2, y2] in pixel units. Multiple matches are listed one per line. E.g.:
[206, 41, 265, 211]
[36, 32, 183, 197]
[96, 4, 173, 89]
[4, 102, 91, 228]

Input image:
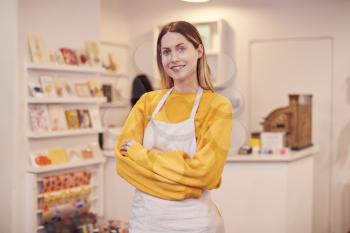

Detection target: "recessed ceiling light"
[181, 0, 210, 2]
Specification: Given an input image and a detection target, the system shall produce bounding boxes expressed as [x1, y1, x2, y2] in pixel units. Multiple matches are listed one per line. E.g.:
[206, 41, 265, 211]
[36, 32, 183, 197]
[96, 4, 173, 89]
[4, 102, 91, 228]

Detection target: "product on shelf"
[60, 48, 79, 65]
[40, 76, 57, 97]
[48, 105, 68, 131]
[28, 105, 50, 132]
[27, 33, 49, 64]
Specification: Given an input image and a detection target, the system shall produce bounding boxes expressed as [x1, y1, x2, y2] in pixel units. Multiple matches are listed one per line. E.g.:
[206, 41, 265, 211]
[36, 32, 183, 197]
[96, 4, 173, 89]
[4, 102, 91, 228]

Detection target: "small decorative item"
[60, 48, 79, 65]
[102, 84, 113, 102]
[238, 145, 252, 155]
[86, 41, 101, 67]
[47, 148, 69, 165]
[47, 105, 67, 131]
[28, 79, 44, 97]
[40, 76, 57, 97]
[89, 108, 102, 129]
[261, 94, 313, 150]
[75, 82, 91, 97]
[27, 33, 49, 63]
[61, 80, 75, 97]
[65, 109, 80, 129]
[88, 80, 103, 97]
[75, 49, 90, 66]
[100, 41, 121, 73]
[28, 105, 50, 132]
[30, 151, 52, 167]
[81, 147, 93, 160]
[77, 109, 92, 128]
[66, 148, 81, 162]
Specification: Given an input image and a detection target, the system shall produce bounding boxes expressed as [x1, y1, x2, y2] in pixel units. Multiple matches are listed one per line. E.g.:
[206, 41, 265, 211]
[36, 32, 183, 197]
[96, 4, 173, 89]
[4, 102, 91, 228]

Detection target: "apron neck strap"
[151, 87, 203, 119]
[190, 87, 203, 119]
[151, 88, 174, 118]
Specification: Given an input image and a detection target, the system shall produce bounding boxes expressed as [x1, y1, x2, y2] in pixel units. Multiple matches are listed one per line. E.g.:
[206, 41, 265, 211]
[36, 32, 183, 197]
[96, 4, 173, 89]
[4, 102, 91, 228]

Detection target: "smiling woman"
[115, 21, 232, 233]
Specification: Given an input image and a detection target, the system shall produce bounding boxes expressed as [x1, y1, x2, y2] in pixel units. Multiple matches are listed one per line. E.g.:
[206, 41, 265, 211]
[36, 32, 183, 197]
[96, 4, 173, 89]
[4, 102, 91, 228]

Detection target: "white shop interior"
[1, 0, 350, 232]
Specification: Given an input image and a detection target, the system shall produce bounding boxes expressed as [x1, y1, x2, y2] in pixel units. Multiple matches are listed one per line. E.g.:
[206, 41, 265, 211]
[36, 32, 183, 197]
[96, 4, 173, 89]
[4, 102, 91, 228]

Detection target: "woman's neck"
[173, 76, 198, 93]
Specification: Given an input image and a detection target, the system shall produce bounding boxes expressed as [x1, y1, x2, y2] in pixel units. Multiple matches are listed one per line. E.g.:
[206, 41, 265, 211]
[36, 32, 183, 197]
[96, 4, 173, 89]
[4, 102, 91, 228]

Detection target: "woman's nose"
[170, 51, 179, 62]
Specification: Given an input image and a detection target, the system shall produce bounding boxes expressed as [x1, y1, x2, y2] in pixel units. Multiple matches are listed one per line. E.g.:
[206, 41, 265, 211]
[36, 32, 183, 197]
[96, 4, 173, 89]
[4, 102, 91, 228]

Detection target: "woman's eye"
[178, 47, 186, 52]
[162, 50, 170, 56]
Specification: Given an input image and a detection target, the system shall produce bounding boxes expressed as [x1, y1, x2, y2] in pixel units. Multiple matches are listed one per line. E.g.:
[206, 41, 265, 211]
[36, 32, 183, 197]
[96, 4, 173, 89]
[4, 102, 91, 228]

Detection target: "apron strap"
[151, 87, 203, 119]
[151, 88, 174, 118]
[190, 87, 203, 119]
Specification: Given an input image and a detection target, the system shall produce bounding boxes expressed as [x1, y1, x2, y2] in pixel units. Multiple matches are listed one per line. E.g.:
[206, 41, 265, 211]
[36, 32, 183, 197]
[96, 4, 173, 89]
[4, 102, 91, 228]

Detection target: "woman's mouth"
[170, 65, 185, 72]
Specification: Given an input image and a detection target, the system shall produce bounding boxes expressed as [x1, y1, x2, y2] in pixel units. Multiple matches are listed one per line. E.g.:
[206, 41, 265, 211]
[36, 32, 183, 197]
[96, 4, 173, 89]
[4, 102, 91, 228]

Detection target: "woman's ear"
[197, 44, 204, 59]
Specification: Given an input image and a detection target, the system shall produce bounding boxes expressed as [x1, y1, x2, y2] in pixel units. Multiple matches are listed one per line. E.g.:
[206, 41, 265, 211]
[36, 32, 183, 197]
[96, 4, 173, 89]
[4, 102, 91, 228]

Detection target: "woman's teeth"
[171, 65, 184, 72]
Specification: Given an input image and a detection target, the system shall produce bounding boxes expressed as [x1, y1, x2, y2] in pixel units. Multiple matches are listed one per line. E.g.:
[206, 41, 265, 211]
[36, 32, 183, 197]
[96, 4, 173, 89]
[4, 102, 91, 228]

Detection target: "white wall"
[0, 0, 17, 232]
[101, 1, 350, 232]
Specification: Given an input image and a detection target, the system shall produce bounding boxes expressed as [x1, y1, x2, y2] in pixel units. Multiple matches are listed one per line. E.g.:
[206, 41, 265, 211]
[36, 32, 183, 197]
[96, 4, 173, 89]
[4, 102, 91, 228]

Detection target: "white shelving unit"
[24, 61, 108, 233]
[152, 19, 235, 90]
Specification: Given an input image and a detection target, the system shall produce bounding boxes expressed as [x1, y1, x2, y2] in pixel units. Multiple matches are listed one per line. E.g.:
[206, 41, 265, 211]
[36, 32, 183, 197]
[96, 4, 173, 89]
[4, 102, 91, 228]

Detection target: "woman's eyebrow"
[162, 43, 185, 50]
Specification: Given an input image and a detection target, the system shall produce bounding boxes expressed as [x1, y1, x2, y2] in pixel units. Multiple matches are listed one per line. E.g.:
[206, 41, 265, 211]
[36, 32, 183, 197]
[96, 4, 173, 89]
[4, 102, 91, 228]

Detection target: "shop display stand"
[24, 61, 107, 232]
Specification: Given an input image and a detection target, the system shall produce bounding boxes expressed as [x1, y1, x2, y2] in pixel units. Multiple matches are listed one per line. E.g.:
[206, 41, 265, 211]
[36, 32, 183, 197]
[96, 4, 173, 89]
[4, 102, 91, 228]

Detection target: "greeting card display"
[40, 76, 56, 97]
[28, 79, 44, 98]
[88, 80, 102, 97]
[75, 82, 91, 97]
[48, 49, 64, 64]
[77, 109, 92, 128]
[30, 151, 52, 167]
[75, 49, 89, 66]
[60, 48, 79, 65]
[40, 170, 92, 193]
[47, 148, 69, 165]
[89, 108, 102, 129]
[102, 84, 113, 102]
[86, 41, 101, 67]
[47, 105, 67, 131]
[29, 105, 50, 132]
[65, 110, 80, 129]
[27, 33, 49, 63]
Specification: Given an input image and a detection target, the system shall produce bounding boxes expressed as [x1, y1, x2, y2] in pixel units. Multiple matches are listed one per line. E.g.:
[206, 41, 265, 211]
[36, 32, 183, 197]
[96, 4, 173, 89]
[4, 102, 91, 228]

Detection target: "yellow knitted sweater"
[115, 89, 232, 201]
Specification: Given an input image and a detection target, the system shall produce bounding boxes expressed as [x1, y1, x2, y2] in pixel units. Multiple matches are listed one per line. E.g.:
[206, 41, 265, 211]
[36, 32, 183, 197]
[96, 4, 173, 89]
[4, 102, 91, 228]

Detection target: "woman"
[115, 21, 233, 233]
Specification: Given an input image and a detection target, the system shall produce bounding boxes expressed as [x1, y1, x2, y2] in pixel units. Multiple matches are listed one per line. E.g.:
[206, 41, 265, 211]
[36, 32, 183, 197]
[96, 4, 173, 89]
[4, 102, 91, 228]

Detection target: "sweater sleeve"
[115, 93, 203, 200]
[125, 96, 233, 189]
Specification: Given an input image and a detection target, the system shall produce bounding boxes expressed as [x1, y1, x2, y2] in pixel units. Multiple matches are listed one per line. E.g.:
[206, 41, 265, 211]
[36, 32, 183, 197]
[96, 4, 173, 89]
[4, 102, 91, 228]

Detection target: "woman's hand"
[120, 139, 136, 156]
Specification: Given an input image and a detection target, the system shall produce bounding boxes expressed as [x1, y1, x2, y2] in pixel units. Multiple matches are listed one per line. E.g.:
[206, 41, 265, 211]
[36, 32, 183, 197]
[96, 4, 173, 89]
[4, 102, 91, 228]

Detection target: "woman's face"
[161, 32, 202, 84]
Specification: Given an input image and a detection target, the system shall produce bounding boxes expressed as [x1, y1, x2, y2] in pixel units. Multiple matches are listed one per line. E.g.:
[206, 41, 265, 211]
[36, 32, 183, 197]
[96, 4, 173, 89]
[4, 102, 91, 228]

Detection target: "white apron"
[129, 87, 225, 233]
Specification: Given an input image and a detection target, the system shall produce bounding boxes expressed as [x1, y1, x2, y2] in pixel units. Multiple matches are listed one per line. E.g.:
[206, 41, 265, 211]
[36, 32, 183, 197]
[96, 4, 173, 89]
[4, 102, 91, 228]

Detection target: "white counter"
[212, 146, 318, 233]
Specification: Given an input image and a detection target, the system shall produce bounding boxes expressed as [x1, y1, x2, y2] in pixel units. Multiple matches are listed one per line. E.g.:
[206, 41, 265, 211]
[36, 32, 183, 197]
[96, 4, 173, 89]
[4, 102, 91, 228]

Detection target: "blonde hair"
[156, 21, 214, 91]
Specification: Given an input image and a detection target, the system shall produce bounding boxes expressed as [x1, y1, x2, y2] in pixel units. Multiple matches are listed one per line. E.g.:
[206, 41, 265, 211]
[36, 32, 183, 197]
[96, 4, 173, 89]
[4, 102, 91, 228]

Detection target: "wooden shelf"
[27, 157, 106, 174]
[28, 128, 103, 139]
[27, 96, 107, 104]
